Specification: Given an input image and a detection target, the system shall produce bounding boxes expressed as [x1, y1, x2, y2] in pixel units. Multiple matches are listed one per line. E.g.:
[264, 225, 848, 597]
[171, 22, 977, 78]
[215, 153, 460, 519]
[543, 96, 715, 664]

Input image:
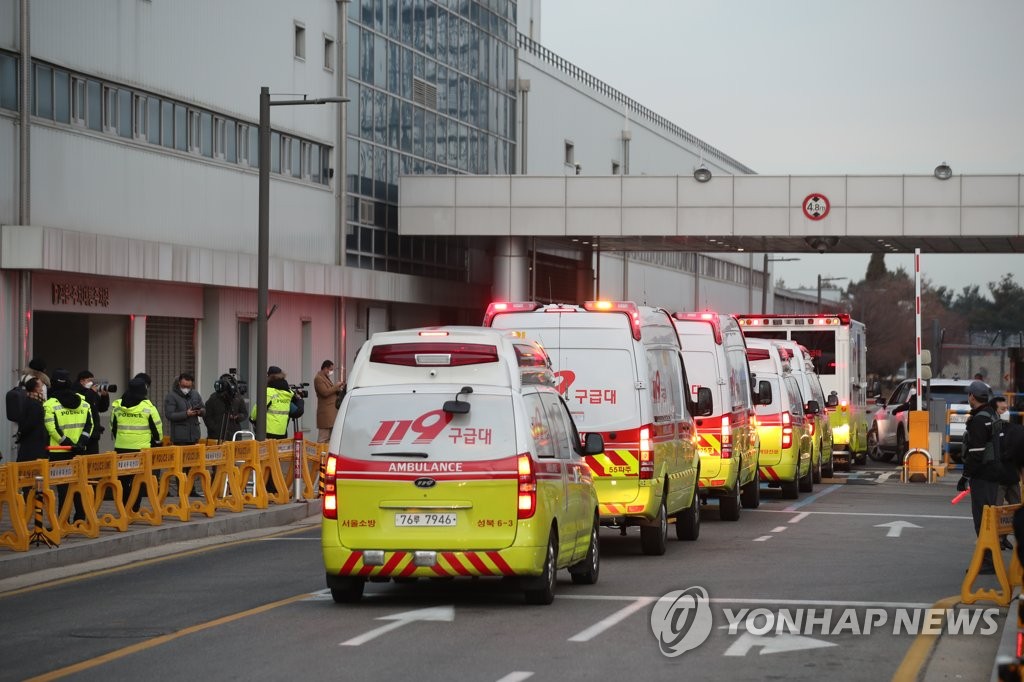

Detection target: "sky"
[537, 0, 1024, 297]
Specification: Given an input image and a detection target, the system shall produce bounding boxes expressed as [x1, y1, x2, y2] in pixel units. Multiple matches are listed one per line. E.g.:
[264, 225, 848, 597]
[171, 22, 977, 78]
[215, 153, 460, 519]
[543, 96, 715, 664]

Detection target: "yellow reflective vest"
[111, 398, 163, 450]
[250, 386, 293, 437]
[43, 394, 93, 447]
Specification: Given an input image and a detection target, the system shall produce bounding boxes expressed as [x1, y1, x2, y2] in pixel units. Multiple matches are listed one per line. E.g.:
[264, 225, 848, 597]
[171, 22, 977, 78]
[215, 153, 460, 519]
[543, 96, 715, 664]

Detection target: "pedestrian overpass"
[399, 173, 1024, 255]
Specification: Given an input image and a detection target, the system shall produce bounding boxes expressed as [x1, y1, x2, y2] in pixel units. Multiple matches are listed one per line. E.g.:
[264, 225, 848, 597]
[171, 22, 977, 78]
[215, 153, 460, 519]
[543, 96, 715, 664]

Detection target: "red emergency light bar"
[583, 301, 642, 340]
[746, 348, 770, 362]
[737, 313, 850, 326]
[672, 311, 723, 344]
[482, 301, 542, 326]
[369, 342, 499, 367]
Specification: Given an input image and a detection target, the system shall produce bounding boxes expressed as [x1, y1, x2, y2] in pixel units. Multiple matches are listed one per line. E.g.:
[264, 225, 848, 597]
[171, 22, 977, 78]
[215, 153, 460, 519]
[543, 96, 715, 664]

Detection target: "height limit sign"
[802, 194, 830, 220]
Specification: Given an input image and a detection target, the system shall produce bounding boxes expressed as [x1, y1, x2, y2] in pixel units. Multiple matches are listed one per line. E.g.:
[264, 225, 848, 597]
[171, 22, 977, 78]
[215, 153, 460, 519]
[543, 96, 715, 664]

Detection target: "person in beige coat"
[314, 360, 345, 443]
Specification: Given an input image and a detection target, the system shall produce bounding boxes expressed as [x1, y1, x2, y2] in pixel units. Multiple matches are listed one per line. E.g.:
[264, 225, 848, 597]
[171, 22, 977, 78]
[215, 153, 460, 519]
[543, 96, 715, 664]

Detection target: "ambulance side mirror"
[694, 387, 713, 417]
[581, 432, 604, 456]
[826, 392, 839, 408]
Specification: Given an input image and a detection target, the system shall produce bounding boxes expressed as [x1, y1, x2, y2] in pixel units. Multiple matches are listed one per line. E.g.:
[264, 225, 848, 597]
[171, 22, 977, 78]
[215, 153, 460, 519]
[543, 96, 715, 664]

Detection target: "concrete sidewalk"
[0, 499, 322, 583]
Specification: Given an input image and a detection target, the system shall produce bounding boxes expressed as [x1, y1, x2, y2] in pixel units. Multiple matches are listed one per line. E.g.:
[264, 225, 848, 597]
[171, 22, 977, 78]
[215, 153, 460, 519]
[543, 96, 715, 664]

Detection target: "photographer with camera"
[314, 360, 345, 443]
[204, 371, 249, 443]
[250, 366, 304, 441]
[77, 370, 112, 454]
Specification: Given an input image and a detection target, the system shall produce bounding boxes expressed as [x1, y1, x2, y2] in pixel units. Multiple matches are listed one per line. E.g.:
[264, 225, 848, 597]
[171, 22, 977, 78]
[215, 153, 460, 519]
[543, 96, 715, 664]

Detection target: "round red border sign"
[802, 193, 830, 220]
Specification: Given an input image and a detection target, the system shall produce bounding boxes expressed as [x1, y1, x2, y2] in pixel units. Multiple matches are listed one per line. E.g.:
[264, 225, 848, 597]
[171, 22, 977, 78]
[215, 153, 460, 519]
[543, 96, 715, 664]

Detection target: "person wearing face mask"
[77, 370, 111, 454]
[314, 360, 345, 443]
[16, 377, 48, 462]
[164, 372, 205, 496]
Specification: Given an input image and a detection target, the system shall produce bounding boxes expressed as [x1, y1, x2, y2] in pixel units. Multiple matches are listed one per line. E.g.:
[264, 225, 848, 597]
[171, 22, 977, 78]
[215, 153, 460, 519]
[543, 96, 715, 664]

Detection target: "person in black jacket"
[203, 374, 249, 443]
[958, 380, 1016, 574]
[76, 370, 110, 454]
[15, 377, 48, 462]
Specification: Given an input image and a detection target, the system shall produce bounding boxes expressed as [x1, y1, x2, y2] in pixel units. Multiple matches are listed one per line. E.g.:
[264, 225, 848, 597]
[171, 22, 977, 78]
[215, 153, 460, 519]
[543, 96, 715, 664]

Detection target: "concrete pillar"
[493, 237, 529, 300]
[130, 315, 147, 378]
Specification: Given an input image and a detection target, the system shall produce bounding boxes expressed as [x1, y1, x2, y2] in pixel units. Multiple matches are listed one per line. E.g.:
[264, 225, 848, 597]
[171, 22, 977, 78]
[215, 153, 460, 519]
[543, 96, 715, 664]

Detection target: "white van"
[485, 301, 712, 556]
[321, 326, 604, 605]
[670, 312, 761, 520]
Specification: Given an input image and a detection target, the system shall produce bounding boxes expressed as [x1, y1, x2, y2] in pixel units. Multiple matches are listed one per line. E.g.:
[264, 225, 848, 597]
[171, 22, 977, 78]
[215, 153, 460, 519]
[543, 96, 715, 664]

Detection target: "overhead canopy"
[398, 174, 1024, 254]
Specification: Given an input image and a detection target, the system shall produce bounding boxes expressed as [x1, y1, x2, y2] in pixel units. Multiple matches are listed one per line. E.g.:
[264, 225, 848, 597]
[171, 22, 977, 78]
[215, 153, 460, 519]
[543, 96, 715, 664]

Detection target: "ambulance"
[321, 327, 604, 605]
[670, 312, 761, 520]
[736, 313, 868, 468]
[484, 301, 711, 556]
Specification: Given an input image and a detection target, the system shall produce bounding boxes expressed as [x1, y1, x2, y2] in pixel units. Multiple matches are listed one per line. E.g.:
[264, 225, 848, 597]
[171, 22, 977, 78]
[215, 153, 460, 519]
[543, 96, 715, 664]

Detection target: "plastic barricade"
[85, 452, 128, 531]
[962, 503, 1023, 606]
[150, 446, 188, 522]
[180, 444, 215, 518]
[48, 456, 99, 538]
[265, 440, 293, 506]
[232, 440, 268, 508]
[209, 441, 246, 513]
[0, 463, 29, 552]
[297, 439, 324, 500]
[119, 450, 162, 526]
[15, 460, 61, 548]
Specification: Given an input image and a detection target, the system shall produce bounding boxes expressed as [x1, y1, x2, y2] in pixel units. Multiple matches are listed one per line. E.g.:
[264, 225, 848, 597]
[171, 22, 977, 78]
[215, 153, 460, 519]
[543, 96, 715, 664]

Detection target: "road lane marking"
[789, 512, 809, 523]
[23, 592, 312, 681]
[751, 509, 970, 520]
[753, 536, 773, 542]
[784, 484, 842, 511]
[567, 597, 655, 642]
[891, 595, 962, 682]
[771, 526, 787, 533]
[495, 673, 534, 682]
[557, 594, 935, 608]
[340, 606, 455, 646]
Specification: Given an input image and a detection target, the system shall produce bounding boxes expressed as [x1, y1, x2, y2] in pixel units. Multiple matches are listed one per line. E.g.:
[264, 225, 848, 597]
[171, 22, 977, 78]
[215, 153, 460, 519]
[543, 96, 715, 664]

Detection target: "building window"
[213, 116, 226, 159]
[117, 88, 132, 138]
[161, 99, 174, 147]
[611, 160, 620, 175]
[174, 103, 187, 151]
[53, 69, 69, 123]
[281, 135, 292, 175]
[102, 86, 117, 133]
[200, 111, 212, 157]
[564, 140, 574, 165]
[0, 52, 17, 111]
[133, 94, 147, 139]
[224, 119, 236, 162]
[294, 22, 306, 61]
[86, 79, 101, 131]
[33, 64, 53, 119]
[236, 123, 250, 164]
[71, 77, 86, 124]
[188, 109, 201, 153]
[324, 34, 335, 71]
[146, 96, 160, 144]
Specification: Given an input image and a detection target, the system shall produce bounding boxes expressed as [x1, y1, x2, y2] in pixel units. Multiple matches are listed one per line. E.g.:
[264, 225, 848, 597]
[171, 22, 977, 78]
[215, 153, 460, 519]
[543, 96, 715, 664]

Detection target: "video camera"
[95, 380, 117, 393]
[290, 382, 310, 399]
[214, 368, 248, 397]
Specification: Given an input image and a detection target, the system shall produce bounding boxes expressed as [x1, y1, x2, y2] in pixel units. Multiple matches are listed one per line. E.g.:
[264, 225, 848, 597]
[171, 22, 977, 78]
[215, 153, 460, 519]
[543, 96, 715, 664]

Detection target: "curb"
[0, 500, 322, 580]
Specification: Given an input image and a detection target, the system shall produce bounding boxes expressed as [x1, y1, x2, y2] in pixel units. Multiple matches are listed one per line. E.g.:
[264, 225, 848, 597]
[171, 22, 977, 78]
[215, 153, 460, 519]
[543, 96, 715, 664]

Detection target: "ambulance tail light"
[671, 312, 723, 344]
[583, 301, 642, 340]
[370, 342, 498, 367]
[808, 417, 816, 437]
[1017, 630, 1024, 658]
[483, 301, 542, 326]
[517, 454, 537, 519]
[638, 425, 654, 479]
[323, 454, 339, 520]
[781, 412, 793, 449]
[720, 416, 733, 458]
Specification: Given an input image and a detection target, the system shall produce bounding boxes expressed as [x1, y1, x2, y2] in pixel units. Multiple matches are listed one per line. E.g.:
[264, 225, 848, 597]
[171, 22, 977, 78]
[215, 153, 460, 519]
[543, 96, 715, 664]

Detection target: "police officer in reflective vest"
[43, 369, 93, 521]
[250, 366, 301, 439]
[111, 377, 163, 509]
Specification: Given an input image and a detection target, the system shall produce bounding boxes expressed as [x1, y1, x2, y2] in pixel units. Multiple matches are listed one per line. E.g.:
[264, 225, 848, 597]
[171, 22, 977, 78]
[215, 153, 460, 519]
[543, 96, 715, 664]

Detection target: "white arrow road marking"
[340, 606, 455, 646]
[568, 597, 655, 642]
[494, 673, 533, 682]
[875, 520, 922, 538]
[724, 632, 837, 656]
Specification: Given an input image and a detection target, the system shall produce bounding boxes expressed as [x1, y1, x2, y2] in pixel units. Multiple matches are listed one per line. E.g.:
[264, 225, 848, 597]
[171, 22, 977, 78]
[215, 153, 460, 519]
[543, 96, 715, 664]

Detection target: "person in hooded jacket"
[16, 377, 49, 462]
[43, 369, 93, 521]
[204, 374, 249, 443]
[111, 377, 163, 510]
[249, 366, 302, 440]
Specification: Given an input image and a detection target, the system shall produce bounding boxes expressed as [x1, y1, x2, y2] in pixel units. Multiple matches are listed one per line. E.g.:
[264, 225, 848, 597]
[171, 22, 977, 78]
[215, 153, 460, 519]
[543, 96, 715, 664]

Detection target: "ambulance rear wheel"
[327, 575, 365, 604]
[675, 489, 701, 541]
[524, 530, 558, 605]
[719, 484, 740, 522]
[780, 476, 799, 499]
[822, 451, 835, 478]
[798, 459, 814, 493]
[569, 517, 600, 585]
[740, 476, 760, 509]
[641, 500, 668, 555]
[812, 450, 822, 483]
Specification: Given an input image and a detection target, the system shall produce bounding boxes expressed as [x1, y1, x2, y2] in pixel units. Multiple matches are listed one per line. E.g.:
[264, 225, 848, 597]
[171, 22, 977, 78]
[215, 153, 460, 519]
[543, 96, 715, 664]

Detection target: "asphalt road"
[0, 465, 1005, 682]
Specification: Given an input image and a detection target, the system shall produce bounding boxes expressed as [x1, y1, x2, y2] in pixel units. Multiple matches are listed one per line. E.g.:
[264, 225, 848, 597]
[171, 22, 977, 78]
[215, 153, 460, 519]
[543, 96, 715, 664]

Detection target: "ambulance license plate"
[395, 512, 457, 527]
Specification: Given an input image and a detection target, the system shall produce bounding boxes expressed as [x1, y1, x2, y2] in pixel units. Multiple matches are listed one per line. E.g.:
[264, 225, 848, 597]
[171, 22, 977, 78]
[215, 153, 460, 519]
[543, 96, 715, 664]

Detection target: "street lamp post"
[255, 86, 348, 440]
[817, 274, 848, 308]
[761, 255, 800, 313]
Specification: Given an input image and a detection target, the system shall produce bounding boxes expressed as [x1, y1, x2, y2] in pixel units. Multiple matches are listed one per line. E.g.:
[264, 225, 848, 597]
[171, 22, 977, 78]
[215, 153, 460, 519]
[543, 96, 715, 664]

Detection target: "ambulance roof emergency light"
[583, 301, 642, 340]
[672, 311, 723, 344]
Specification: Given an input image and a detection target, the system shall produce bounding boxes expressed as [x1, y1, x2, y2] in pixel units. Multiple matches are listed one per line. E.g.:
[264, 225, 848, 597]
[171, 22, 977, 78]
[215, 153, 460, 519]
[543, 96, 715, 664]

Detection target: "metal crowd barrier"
[0, 438, 329, 553]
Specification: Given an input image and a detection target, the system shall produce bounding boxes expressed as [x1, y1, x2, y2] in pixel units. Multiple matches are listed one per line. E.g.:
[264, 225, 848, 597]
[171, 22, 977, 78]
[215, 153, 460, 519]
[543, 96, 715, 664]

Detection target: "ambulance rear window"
[339, 391, 516, 461]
